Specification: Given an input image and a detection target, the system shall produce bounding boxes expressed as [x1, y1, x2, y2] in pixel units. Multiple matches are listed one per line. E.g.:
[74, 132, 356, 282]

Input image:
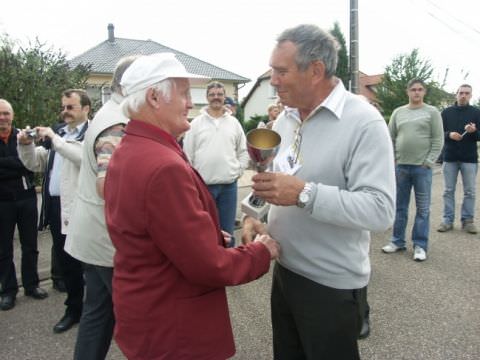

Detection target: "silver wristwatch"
[297, 182, 314, 208]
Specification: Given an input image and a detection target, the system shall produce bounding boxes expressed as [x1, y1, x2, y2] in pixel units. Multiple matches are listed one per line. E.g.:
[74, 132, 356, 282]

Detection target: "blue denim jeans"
[392, 165, 432, 251]
[442, 161, 478, 225]
[207, 181, 237, 248]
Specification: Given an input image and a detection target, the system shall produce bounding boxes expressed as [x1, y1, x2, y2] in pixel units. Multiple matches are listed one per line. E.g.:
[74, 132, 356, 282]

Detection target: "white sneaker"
[381, 242, 406, 253]
[413, 246, 427, 261]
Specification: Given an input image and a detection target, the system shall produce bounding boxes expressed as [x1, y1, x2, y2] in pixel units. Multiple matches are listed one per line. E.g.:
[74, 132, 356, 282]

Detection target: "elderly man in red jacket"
[104, 53, 280, 360]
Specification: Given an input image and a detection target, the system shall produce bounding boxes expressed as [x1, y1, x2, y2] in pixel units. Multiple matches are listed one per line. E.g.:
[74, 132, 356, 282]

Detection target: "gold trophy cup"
[241, 128, 281, 219]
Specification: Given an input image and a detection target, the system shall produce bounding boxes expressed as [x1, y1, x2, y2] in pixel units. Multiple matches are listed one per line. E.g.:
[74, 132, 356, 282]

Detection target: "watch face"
[299, 192, 309, 204]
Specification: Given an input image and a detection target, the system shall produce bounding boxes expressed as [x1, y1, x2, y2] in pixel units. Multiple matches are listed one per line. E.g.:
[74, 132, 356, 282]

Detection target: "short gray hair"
[112, 56, 139, 95]
[121, 79, 173, 118]
[277, 24, 339, 77]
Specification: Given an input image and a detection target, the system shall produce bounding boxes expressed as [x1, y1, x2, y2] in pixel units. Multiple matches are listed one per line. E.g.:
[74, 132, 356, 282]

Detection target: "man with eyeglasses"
[17, 89, 89, 333]
[242, 24, 395, 359]
[437, 84, 480, 234]
[0, 99, 48, 311]
[382, 79, 444, 261]
[183, 81, 249, 247]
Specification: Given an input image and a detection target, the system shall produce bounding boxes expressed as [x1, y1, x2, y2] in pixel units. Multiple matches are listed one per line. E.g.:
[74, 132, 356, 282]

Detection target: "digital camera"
[25, 128, 38, 139]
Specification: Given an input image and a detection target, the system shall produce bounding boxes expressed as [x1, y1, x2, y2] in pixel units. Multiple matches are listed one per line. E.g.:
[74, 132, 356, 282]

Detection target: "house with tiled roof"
[69, 24, 250, 117]
[358, 71, 383, 108]
[242, 69, 383, 121]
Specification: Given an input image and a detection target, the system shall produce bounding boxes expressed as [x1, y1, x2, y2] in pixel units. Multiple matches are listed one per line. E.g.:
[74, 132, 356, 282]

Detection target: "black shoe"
[25, 287, 49, 300]
[52, 279, 67, 293]
[358, 317, 370, 340]
[53, 314, 79, 333]
[0, 294, 16, 311]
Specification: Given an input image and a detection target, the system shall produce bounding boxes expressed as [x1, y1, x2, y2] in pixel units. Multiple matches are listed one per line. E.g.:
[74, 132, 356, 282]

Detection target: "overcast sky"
[2, 0, 479, 101]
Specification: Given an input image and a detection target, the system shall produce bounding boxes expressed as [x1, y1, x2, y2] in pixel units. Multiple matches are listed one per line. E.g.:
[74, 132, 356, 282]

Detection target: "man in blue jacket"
[437, 84, 480, 234]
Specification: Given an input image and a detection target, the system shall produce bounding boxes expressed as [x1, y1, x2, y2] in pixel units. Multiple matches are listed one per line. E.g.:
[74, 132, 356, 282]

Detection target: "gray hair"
[0, 99, 13, 113]
[112, 56, 140, 95]
[277, 24, 339, 77]
[121, 79, 173, 118]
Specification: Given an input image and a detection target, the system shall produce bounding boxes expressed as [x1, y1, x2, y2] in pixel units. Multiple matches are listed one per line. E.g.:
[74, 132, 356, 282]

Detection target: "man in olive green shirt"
[382, 78, 444, 261]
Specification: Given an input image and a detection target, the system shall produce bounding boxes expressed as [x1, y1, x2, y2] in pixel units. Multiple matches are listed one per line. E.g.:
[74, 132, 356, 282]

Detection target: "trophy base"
[241, 192, 270, 220]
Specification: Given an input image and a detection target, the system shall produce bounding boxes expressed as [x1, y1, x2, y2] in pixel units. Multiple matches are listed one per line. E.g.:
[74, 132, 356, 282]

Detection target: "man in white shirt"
[183, 81, 249, 247]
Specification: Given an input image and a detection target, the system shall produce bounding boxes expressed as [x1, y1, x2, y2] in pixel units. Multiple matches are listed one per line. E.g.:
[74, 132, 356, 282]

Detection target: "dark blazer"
[0, 127, 36, 201]
[104, 120, 270, 360]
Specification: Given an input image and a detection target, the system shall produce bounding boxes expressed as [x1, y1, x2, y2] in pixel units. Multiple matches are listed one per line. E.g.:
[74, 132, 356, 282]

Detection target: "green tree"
[330, 22, 349, 87]
[376, 49, 452, 120]
[0, 35, 91, 129]
[244, 114, 268, 133]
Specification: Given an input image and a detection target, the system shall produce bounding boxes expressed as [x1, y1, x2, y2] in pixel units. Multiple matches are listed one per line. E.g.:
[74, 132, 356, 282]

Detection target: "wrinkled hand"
[221, 230, 232, 247]
[241, 216, 267, 244]
[36, 126, 55, 141]
[252, 172, 304, 206]
[449, 132, 463, 141]
[254, 234, 280, 260]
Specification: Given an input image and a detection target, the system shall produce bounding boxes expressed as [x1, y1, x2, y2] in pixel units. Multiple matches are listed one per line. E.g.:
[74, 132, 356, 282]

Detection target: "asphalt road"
[2, 166, 479, 359]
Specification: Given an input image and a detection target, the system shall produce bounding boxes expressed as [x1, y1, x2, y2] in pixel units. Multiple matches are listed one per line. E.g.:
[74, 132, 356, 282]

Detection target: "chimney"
[108, 23, 115, 43]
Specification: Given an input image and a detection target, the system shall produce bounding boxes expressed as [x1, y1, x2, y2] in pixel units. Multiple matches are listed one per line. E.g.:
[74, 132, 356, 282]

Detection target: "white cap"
[120, 53, 209, 96]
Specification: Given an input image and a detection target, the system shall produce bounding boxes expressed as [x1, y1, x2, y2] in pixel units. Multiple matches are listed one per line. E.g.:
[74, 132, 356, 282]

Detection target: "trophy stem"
[241, 128, 281, 220]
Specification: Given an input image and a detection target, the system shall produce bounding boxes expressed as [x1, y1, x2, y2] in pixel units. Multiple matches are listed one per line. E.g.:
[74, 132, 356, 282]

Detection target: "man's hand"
[465, 122, 477, 133]
[252, 172, 304, 206]
[241, 216, 267, 244]
[254, 234, 280, 260]
[449, 132, 463, 141]
[17, 128, 34, 145]
[36, 126, 55, 141]
[221, 230, 232, 247]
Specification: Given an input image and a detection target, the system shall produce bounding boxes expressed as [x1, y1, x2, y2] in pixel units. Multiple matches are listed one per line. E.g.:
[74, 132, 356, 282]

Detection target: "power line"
[424, 0, 480, 35]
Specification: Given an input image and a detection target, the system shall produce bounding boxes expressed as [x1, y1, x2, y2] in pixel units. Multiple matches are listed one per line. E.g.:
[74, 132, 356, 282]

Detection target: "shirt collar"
[285, 79, 347, 123]
[60, 121, 86, 136]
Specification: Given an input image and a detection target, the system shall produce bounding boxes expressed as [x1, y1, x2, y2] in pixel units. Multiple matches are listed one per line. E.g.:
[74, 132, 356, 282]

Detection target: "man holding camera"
[17, 89, 89, 333]
[0, 99, 48, 311]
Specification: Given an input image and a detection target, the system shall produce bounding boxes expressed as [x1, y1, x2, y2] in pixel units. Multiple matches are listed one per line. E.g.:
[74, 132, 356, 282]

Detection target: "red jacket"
[104, 120, 270, 360]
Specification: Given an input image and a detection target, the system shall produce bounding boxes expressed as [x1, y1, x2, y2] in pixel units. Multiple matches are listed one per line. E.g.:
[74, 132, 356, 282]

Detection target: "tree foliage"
[376, 49, 453, 120]
[0, 35, 91, 129]
[329, 22, 349, 87]
[244, 114, 268, 133]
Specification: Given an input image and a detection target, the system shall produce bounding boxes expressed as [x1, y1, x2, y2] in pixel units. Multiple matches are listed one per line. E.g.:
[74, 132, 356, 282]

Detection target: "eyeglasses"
[60, 104, 81, 111]
[207, 92, 225, 98]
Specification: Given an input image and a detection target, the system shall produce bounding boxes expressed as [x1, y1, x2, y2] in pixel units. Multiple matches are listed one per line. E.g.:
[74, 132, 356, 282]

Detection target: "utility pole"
[350, 0, 359, 94]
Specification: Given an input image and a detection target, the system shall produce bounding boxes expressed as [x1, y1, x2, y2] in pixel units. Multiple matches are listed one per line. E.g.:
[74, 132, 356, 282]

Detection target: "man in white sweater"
[183, 81, 249, 247]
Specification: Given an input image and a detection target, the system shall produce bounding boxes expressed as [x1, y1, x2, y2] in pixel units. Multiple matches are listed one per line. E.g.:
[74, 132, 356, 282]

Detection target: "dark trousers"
[74, 264, 114, 360]
[48, 196, 84, 318]
[0, 195, 39, 295]
[51, 244, 64, 282]
[271, 263, 361, 360]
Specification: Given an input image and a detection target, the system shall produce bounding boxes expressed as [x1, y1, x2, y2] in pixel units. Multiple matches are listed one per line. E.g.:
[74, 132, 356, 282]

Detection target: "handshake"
[241, 216, 281, 260]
